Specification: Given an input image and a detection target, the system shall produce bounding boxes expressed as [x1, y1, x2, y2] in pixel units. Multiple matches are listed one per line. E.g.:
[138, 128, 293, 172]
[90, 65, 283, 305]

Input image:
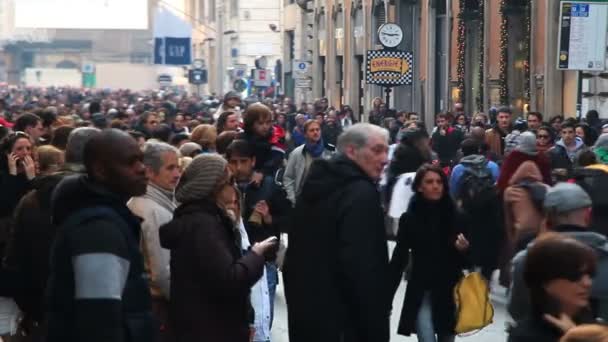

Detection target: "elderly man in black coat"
[283, 123, 391, 342]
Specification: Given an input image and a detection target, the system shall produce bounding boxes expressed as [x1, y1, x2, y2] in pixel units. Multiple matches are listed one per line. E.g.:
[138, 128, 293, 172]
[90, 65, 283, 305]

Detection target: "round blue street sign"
[298, 62, 306, 70]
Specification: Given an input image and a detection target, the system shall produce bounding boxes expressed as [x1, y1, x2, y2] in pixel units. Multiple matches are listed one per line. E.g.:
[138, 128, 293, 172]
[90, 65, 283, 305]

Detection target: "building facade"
[187, 0, 282, 97]
[285, 0, 600, 122]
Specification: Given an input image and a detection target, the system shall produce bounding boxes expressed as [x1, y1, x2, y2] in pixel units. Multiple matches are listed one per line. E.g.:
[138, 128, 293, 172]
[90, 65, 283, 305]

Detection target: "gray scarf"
[143, 183, 177, 213]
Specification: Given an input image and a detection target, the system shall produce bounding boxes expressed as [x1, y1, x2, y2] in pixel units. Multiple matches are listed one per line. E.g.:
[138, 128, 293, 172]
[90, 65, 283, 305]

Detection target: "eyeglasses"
[562, 269, 596, 282]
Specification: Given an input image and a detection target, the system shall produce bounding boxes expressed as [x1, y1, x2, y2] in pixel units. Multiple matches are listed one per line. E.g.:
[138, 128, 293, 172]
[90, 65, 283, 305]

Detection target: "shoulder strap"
[60, 206, 124, 230]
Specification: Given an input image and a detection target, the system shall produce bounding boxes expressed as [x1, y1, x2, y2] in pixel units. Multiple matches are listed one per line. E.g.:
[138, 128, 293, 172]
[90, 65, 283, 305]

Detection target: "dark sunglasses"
[562, 269, 596, 282]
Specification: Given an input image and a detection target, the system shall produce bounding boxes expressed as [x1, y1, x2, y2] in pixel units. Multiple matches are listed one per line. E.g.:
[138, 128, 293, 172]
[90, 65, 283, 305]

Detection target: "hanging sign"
[365, 50, 413, 86]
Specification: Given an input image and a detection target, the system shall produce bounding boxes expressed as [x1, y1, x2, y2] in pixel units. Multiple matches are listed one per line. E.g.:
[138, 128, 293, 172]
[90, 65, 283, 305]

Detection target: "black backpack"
[457, 158, 497, 211]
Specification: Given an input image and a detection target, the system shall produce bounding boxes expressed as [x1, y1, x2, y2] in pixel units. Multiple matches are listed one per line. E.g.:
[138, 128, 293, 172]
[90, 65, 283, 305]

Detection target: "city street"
[272, 243, 511, 342]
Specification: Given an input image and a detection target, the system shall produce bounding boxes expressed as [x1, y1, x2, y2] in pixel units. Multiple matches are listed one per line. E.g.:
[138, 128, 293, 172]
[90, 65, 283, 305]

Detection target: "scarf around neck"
[143, 183, 177, 213]
[304, 138, 325, 158]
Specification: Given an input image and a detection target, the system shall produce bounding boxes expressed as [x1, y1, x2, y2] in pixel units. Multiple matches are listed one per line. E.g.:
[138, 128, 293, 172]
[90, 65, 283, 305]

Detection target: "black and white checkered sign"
[366, 50, 414, 86]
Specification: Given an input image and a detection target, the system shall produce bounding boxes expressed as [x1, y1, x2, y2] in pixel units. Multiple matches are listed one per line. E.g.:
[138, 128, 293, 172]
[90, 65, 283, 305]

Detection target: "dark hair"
[51, 125, 75, 150]
[576, 123, 599, 146]
[406, 112, 419, 120]
[89, 101, 101, 114]
[524, 234, 597, 316]
[243, 103, 271, 134]
[586, 110, 600, 122]
[537, 126, 555, 142]
[497, 106, 512, 115]
[0, 126, 8, 141]
[411, 163, 450, 196]
[151, 124, 172, 143]
[528, 112, 543, 122]
[435, 113, 448, 120]
[461, 139, 482, 157]
[14, 113, 41, 132]
[561, 121, 576, 131]
[216, 131, 239, 156]
[38, 110, 57, 128]
[577, 150, 597, 167]
[550, 115, 564, 124]
[170, 133, 189, 147]
[128, 130, 145, 141]
[225, 139, 255, 160]
[216, 111, 237, 134]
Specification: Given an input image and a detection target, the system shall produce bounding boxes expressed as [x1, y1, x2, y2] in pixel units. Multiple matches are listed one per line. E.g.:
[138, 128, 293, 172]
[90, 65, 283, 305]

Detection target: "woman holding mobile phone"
[0, 131, 36, 339]
[1, 131, 36, 236]
[160, 154, 276, 342]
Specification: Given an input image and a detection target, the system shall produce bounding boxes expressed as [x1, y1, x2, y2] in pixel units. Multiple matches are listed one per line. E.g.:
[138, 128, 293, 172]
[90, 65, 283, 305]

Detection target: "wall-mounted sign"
[558, 1, 608, 70]
[365, 50, 413, 86]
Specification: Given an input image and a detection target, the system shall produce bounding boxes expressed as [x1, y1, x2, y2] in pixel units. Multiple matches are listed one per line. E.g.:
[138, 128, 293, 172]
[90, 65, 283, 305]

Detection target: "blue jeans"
[415, 292, 455, 342]
[265, 262, 278, 328]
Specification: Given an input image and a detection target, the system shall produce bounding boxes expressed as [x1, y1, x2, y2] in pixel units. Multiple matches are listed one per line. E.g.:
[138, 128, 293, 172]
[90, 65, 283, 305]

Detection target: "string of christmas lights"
[477, 0, 484, 111]
[457, 0, 466, 104]
[523, 0, 531, 103]
[499, 0, 509, 105]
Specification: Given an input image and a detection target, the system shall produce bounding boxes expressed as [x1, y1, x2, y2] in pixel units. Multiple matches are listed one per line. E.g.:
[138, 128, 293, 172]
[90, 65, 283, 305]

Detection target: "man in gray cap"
[508, 182, 608, 321]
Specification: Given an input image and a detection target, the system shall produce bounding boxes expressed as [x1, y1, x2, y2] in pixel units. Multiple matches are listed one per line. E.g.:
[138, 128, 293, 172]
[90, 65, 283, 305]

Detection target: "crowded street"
[2, 0, 608, 342]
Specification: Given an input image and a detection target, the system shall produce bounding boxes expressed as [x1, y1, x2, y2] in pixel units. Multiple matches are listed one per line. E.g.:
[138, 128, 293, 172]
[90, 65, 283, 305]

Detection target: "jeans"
[265, 262, 279, 328]
[415, 292, 455, 342]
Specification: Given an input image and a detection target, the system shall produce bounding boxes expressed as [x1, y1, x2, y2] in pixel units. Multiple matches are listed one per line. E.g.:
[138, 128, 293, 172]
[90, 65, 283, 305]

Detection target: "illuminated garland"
[456, 0, 466, 103]
[477, 0, 484, 111]
[499, 0, 509, 105]
[523, 0, 531, 103]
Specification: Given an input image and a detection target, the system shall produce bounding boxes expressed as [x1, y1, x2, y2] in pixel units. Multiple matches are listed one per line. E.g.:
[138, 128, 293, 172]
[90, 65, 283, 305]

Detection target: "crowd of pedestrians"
[0, 85, 608, 342]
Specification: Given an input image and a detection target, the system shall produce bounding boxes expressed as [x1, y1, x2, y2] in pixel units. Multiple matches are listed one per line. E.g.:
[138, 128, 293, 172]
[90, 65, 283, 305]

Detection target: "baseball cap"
[544, 182, 592, 214]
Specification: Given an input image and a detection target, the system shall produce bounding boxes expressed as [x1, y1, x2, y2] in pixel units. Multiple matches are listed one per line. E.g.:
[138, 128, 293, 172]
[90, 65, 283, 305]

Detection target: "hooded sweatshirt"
[503, 161, 549, 241]
[555, 137, 586, 162]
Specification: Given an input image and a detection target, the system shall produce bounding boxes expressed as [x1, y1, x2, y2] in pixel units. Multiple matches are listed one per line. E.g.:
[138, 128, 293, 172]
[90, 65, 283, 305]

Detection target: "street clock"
[377, 23, 404, 48]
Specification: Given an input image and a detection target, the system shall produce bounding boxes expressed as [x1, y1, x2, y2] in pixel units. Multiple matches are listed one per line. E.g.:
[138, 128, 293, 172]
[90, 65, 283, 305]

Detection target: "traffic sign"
[233, 79, 248, 92]
[158, 74, 173, 86]
[253, 69, 271, 87]
[189, 69, 207, 85]
[293, 60, 310, 79]
[295, 78, 312, 88]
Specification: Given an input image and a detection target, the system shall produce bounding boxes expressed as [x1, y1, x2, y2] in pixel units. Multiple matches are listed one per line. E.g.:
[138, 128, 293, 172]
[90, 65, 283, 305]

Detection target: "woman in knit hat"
[159, 154, 277, 342]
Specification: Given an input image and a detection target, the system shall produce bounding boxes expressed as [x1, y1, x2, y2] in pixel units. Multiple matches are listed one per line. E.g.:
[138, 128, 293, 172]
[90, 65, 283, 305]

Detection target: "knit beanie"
[175, 154, 228, 203]
[515, 131, 538, 156]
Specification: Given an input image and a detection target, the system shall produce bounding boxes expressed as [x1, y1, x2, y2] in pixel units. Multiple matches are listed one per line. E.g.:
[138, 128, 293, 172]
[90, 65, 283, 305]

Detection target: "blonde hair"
[37, 145, 65, 175]
[190, 124, 217, 151]
[561, 324, 608, 342]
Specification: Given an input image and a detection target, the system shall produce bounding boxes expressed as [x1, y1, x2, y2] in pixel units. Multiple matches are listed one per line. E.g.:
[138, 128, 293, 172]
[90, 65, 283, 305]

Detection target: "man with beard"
[485, 107, 513, 160]
[46, 129, 157, 342]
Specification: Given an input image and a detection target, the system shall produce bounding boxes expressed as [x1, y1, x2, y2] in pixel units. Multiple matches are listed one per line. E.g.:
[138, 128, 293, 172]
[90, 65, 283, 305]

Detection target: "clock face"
[378, 23, 403, 48]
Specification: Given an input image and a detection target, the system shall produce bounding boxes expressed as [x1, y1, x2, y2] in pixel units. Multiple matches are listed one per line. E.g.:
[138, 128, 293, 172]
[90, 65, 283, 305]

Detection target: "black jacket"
[46, 175, 157, 342]
[239, 176, 291, 260]
[0, 172, 31, 253]
[432, 127, 464, 166]
[388, 194, 468, 336]
[159, 200, 265, 342]
[283, 155, 390, 342]
[321, 123, 342, 148]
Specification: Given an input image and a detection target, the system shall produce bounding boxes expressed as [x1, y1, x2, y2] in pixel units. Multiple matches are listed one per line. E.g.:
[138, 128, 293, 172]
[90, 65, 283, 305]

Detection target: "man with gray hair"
[63, 127, 102, 172]
[284, 123, 391, 342]
[128, 141, 181, 342]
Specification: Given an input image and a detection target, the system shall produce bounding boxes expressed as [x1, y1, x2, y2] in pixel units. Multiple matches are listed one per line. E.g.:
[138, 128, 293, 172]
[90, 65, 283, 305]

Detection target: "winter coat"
[127, 183, 177, 300]
[238, 131, 282, 176]
[322, 123, 342, 148]
[283, 155, 390, 342]
[282, 144, 332, 205]
[0, 172, 31, 253]
[431, 127, 464, 166]
[548, 138, 587, 176]
[159, 200, 265, 342]
[388, 194, 468, 336]
[503, 161, 550, 243]
[575, 166, 608, 236]
[47, 175, 157, 342]
[497, 150, 552, 193]
[509, 225, 608, 322]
